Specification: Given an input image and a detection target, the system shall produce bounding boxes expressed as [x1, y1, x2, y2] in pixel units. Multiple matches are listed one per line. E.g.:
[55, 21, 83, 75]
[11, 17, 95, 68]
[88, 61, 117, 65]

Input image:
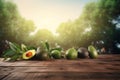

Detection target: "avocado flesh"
[22, 50, 35, 59]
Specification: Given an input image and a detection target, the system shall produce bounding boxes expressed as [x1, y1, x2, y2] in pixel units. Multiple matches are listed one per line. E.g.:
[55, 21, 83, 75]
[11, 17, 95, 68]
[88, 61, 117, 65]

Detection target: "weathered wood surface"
[0, 54, 120, 80]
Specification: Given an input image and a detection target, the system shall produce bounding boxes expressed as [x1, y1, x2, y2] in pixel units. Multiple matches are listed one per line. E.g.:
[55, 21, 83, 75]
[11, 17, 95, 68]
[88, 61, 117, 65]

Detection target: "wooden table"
[0, 54, 120, 80]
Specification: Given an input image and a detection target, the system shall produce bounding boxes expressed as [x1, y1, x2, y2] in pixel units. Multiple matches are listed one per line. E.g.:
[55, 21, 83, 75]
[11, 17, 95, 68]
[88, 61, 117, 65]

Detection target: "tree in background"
[0, 0, 120, 56]
[57, 0, 120, 53]
[82, 0, 120, 53]
[0, 0, 36, 55]
[29, 29, 55, 47]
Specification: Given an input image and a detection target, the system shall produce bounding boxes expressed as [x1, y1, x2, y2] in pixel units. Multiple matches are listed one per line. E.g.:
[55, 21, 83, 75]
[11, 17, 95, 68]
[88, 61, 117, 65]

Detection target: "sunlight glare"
[83, 27, 92, 34]
[30, 27, 39, 36]
[12, 0, 83, 35]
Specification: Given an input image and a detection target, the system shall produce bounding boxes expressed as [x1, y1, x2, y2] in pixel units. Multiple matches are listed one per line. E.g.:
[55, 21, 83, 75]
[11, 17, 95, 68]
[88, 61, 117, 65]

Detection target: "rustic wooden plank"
[9, 64, 120, 73]
[2, 72, 120, 80]
[0, 66, 15, 80]
[0, 54, 120, 80]
[1, 62, 120, 73]
[0, 73, 10, 80]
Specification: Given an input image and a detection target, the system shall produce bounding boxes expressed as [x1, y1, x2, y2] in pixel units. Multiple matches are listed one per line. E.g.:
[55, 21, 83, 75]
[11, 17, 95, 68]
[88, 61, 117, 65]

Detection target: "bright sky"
[12, 0, 96, 35]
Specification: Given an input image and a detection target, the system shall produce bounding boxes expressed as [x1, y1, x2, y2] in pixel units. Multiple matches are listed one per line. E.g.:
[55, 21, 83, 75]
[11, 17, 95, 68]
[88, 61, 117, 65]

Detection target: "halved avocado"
[22, 50, 35, 59]
[88, 45, 98, 59]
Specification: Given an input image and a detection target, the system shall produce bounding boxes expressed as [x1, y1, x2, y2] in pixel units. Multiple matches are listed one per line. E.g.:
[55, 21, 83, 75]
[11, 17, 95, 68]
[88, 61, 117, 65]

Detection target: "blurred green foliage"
[56, 0, 120, 53]
[0, 0, 120, 56]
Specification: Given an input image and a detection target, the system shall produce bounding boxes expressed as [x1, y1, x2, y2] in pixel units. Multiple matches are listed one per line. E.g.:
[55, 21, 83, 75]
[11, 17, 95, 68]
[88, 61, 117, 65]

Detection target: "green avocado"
[51, 50, 61, 59]
[66, 48, 78, 60]
[88, 45, 98, 59]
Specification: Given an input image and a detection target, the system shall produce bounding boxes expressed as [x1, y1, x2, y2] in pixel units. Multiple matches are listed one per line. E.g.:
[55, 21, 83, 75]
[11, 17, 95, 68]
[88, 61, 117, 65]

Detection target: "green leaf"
[36, 47, 41, 54]
[9, 42, 21, 52]
[3, 49, 22, 61]
[21, 44, 28, 52]
[3, 49, 15, 57]
[45, 41, 50, 51]
[50, 48, 62, 52]
[3, 41, 23, 61]
[40, 41, 49, 52]
[27, 46, 36, 50]
[9, 54, 20, 61]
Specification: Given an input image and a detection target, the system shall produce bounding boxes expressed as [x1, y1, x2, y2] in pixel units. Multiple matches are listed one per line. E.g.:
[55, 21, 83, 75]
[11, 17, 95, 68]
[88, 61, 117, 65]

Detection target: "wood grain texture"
[0, 54, 120, 80]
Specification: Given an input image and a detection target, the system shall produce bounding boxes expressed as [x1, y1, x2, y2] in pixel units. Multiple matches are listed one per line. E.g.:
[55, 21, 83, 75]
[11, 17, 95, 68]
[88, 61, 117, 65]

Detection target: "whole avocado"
[51, 50, 61, 59]
[35, 50, 50, 60]
[66, 48, 78, 60]
[88, 45, 98, 59]
[77, 47, 89, 58]
[39, 52, 50, 60]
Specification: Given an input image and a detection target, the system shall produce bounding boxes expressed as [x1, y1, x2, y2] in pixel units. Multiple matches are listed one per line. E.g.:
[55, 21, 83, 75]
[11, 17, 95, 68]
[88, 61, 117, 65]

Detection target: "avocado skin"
[77, 47, 89, 58]
[66, 48, 78, 60]
[88, 45, 98, 59]
[51, 50, 61, 59]
[33, 51, 50, 60]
